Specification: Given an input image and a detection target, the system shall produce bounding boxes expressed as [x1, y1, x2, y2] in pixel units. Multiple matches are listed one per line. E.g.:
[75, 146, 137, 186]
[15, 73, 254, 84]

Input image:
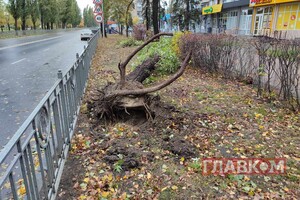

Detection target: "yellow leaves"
[120, 192, 127, 199]
[171, 185, 178, 190]
[262, 131, 269, 137]
[259, 125, 264, 130]
[245, 99, 252, 106]
[118, 127, 125, 132]
[244, 176, 250, 181]
[292, 157, 300, 162]
[16, 179, 26, 196]
[83, 177, 90, 183]
[147, 173, 152, 180]
[161, 186, 169, 192]
[233, 147, 240, 152]
[101, 191, 110, 198]
[18, 185, 26, 196]
[102, 173, 113, 182]
[254, 113, 264, 119]
[180, 157, 185, 165]
[162, 164, 168, 173]
[79, 195, 87, 200]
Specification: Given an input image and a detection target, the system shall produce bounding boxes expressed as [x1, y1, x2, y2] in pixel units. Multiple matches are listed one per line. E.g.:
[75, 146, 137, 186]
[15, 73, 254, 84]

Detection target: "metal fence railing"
[0, 30, 100, 200]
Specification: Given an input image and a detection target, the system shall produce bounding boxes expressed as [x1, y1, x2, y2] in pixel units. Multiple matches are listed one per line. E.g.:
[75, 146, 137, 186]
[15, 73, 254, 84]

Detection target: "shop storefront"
[221, 0, 253, 35]
[250, 0, 300, 38]
[202, 4, 223, 33]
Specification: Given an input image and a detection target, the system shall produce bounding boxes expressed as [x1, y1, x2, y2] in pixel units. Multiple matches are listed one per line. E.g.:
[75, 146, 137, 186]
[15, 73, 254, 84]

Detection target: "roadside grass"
[57, 35, 300, 199]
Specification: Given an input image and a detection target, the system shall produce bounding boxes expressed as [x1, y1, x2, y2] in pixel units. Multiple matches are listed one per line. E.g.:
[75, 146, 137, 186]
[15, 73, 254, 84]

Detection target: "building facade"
[200, 0, 300, 38]
[132, 0, 144, 24]
[250, 0, 300, 38]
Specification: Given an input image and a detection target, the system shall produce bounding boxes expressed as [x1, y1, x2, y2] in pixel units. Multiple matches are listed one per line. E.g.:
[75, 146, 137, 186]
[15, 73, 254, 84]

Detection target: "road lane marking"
[11, 58, 26, 65]
[0, 36, 64, 51]
[43, 48, 50, 52]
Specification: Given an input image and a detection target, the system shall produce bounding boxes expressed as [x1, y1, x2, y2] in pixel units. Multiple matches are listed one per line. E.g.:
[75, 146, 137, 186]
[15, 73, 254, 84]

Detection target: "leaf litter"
[57, 35, 299, 200]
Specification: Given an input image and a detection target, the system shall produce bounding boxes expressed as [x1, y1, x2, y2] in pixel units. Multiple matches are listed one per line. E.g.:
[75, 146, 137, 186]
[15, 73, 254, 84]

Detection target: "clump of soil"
[163, 137, 197, 158]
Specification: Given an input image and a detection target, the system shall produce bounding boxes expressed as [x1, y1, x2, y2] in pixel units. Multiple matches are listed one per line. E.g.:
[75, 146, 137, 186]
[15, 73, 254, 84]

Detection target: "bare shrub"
[179, 34, 225, 73]
[234, 38, 256, 83]
[219, 35, 239, 78]
[177, 33, 300, 110]
[133, 24, 146, 41]
[252, 36, 274, 96]
[275, 39, 300, 110]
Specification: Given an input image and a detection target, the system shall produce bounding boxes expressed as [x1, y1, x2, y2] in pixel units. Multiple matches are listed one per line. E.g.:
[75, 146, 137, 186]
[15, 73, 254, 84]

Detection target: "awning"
[202, 4, 223, 15]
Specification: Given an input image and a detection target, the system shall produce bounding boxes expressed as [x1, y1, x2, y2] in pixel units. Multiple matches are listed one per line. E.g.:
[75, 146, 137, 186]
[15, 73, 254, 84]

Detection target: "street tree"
[125, 0, 134, 37]
[71, 0, 81, 27]
[142, 0, 151, 30]
[29, 0, 39, 30]
[152, 0, 159, 34]
[0, 0, 5, 31]
[7, 0, 22, 31]
[171, 0, 199, 31]
[20, 0, 30, 30]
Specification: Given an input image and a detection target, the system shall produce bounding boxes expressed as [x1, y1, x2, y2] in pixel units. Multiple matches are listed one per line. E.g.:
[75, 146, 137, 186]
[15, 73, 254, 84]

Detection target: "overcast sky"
[77, 0, 94, 12]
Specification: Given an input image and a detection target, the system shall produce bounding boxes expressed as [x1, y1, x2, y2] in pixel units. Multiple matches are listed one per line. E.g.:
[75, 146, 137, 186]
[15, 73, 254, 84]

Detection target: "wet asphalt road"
[0, 29, 91, 149]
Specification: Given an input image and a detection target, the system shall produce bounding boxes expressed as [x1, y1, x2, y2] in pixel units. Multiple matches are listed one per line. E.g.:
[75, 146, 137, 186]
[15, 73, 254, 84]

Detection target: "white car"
[80, 29, 94, 41]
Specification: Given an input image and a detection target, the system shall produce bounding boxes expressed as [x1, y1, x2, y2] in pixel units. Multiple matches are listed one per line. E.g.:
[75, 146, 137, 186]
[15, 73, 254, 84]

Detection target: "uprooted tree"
[89, 32, 192, 121]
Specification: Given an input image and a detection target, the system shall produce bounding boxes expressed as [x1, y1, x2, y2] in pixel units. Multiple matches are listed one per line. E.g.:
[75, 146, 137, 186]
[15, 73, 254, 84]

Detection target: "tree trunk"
[15, 18, 18, 32]
[100, 22, 104, 37]
[41, 14, 44, 29]
[152, 0, 159, 35]
[125, 0, 134, 37]
[21, 0, 26, 31]
[184, 0, 190, 31]
[144, 0, 150, 30]
[126, 55, 160, 83]
[32, 20, 36, 30]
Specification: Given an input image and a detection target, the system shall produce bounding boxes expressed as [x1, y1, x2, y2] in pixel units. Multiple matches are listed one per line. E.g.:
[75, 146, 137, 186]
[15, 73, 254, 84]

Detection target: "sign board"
[93, 0, 102, 5]
[94, 5, 102, 14]
[249, 0, 298, 7]
[202, 4, 223, 15]
[94, 14, 103, 23]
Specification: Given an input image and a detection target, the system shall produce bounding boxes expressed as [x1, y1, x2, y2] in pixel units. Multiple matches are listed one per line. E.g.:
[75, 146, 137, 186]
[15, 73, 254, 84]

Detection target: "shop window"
[239, 8, 253, 35]
[276, 3, 300, 30]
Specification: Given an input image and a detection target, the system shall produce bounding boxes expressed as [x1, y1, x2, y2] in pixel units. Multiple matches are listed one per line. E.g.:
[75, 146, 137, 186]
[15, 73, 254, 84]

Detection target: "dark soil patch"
[163, 137, 197, 158]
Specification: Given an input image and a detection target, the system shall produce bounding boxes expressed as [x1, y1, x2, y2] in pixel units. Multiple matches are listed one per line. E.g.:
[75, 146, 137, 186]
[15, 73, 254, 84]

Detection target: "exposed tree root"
[88, 32, 192, 123]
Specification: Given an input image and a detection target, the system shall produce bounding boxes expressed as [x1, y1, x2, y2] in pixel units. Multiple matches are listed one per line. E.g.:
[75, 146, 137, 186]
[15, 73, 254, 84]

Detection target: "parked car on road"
[80, 29, 94, 41]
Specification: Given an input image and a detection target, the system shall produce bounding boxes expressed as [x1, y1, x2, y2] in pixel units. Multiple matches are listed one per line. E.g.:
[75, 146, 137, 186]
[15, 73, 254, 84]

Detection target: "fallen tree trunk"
[126, 54, 160, 83]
